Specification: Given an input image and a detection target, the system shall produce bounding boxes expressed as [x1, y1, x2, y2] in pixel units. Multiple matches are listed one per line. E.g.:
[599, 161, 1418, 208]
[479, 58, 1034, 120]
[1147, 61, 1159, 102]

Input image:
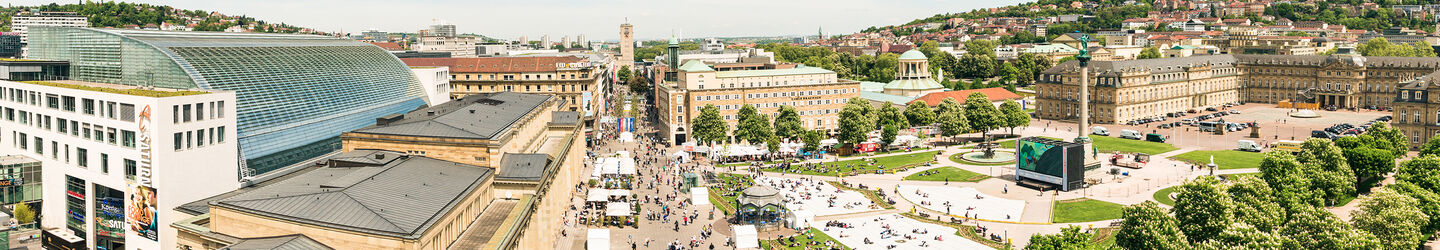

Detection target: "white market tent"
[672, 151, 691, 163]
[617, 157, 637, 175]
[587, 189, 609, 202]
[894, 135, 920, 145]
[609, 189, 631, 198]
[618, 132, 635, 142]
[719, 145, 767, 157]
[733, 225, 760, 250]
[691, 187, 710, 206]
[605, 202, 634, 216]
[819, 139, 839, 146]
[587, 229, 610, 250]
[787, 210, 816, 230]
[597, 158, 620, 176]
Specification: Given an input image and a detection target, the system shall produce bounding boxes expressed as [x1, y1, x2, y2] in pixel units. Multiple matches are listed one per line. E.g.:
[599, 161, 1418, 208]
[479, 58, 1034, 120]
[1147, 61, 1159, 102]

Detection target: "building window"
[124, 159, 136, 180]
[183, 104, 192, 122]
[218, 126, 226, 142]
[196, 129, 205, 147]
[174, 133, 183, 151]
[77, 148, 88, 168]
[195, 102, 204, 121]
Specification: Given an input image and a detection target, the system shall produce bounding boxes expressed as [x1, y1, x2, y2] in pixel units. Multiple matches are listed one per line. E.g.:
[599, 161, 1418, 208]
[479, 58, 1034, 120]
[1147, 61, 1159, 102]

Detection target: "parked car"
[1145, 133, 1167, 143]
[1238, 140, 1262, 152]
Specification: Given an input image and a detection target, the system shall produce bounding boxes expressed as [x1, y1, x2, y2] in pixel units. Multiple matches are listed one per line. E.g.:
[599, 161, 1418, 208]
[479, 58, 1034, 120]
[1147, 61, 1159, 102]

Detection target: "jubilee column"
[1076, 35, 1092, 142]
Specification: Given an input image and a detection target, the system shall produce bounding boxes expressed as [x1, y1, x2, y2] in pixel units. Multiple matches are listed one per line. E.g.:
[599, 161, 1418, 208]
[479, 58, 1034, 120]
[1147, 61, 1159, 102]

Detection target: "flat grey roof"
[350, 92, 552, 140]
[550, 111, 579, 127]
[495, 153, 551, 182]
[212, 149, 494, 239]
[0, 155, 39, 166]
[223, 234, 333, 250]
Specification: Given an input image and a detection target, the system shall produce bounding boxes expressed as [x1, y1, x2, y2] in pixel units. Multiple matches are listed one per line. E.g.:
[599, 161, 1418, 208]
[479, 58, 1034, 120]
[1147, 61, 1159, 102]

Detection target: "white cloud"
[9, 0, 1028, 41]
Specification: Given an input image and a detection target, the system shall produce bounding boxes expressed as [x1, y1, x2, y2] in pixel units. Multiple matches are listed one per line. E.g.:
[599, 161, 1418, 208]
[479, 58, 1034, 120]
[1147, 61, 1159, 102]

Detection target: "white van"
[1092, 126, 1110, 136]
[1120, 129, 1142, 140]
[1237, 140, 1261, 152]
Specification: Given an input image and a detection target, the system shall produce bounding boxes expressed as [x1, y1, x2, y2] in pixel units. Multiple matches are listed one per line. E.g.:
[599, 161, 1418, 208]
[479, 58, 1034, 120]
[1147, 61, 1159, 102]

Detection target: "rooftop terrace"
[19, 80, 212, 97]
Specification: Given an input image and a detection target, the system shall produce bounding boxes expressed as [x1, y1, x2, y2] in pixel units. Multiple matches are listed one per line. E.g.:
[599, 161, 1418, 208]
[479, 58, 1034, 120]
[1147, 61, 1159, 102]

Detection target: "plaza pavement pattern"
[818, 214, 993, 249]
[754, 176, 883, 217]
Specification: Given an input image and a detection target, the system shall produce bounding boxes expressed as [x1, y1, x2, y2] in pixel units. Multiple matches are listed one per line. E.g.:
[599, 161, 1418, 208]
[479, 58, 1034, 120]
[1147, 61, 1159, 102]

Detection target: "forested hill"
[0, 2, 322, 34]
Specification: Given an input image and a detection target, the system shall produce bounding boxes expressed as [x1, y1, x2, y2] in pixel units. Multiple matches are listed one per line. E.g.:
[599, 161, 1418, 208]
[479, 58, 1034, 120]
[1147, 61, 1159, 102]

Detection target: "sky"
[12, 0, 1031, 41]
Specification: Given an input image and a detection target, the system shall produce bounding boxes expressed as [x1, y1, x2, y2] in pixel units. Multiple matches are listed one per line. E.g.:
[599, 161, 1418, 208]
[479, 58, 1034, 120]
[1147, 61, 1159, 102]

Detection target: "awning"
[605, 202, 633, 216]
[587, 229, 610, 250]
[617, 157, 637, 175]
[819, 139, 839, 146]
[587, 189, 609, 202]
[733, 225, 760, 249]
[609, 189, 631, 198]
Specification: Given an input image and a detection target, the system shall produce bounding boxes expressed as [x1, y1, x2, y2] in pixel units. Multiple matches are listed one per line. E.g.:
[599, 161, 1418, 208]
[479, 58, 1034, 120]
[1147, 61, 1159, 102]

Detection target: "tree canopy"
[690, 104, 726, 145]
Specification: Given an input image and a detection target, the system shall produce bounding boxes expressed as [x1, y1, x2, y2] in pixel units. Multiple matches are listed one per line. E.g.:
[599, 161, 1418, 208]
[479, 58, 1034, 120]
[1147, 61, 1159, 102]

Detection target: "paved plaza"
[899, 185, 1026, 222]
[755, 176, 882, 217]
[817, 214, 992, 250]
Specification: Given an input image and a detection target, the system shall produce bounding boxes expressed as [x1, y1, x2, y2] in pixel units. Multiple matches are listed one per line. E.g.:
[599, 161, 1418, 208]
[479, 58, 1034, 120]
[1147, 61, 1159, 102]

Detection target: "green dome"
[669, 35, 679, 45]
[677, 60, 714, 72]
[899, 49, 928, 60]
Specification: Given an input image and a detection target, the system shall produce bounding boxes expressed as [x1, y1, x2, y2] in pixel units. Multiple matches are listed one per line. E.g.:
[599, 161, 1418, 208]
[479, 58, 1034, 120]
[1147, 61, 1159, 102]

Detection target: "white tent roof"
[618, 132, 635, 142]
[587, 229, 610, 250]
[617, 157, 637, 175]
[599, 158, 620, 175]
[587, 189, 609, 202]
[789, 210, 817, 229]
[819, 139, 839, 146]
[733, 225, 760, 249]
[691, 187, 710, 206]
[605, 202, 633, 216]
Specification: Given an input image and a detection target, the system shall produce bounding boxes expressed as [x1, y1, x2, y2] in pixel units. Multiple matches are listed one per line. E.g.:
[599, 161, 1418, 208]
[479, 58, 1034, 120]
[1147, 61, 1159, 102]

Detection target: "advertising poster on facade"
[125, 181, 158, 241]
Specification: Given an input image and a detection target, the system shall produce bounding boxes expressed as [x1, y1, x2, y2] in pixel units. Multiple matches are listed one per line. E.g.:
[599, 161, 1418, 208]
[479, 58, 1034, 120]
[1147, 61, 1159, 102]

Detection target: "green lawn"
[707, 173, 754, 215]
[1170, 150, 1264, 169]
[1052, 198, 1126, 223]
[904, 167, 990, 182]
[1153, 186, 1178, 206]
[767, 228, 850, 250]
[762, 151, 940, 176]
[1090, 136, 1179, 155]
[841, 147, 933, 158]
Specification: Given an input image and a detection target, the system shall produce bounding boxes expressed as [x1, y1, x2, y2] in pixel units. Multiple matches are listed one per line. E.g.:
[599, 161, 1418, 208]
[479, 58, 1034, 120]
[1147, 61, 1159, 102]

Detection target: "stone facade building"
[654, 58, 859, 145]
[1036, 52, 1440, 124]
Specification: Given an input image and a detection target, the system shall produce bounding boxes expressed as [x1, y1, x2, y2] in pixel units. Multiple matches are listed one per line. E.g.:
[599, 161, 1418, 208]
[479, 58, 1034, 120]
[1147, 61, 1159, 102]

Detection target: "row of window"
[172, 101, 226, 124]
[172, 126, 227, 151]
[3, 107, 136, 148]
[453, 72, 590, 81]
[456, 83, 590, 93]
[694, 88, 856, 102]
[2, 87, 135, 123]
[14, 132, 136, 179]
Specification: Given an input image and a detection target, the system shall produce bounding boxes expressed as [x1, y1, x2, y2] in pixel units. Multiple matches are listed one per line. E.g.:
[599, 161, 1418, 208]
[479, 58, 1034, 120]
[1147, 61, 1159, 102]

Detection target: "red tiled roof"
[907, 88, 1023, 106]
[367, 42, 403, 51]
[400, 56, 586, 73]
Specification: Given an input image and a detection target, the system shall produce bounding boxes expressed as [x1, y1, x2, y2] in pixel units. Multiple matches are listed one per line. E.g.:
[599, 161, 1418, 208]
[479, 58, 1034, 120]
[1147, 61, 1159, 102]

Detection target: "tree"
[773, 105, 804, 141]
[1280, 205, 1382, 249]
[875, 102, 909, 129]
[617, 65, 632, 81]
[936, 99, 969, 144]
[734, 105, 774, 144]
[1172, 176, 1235, 243]
[13, 203, 33, 225]
[1138, 47, 1162, 59]
[1226, 176, 1287, 232]
[1387, 181, 1440, 234]
[837, 98, 876, 149]
[1366, 122, 1407, 157]
[1342, 147, 1392, 191]
[904, 101, 936, 127]
[1026, 226, 1110, 250]
[690, 104, 726, 145]
[765, 136, 781, 154]
[800, 130, 822, 153]
[1351, 188, 1430, 250]
[964, 93, 1004, 143]
[1194, 222, 1293, 249]
[958, 54, 998, 78]
[1421, 133, 1440, 157]
[1116, 201, 1188, 250]
[880, 125, 899, 150]
[1397, 156, 1440, 193]
[1297, 139, 1356, 206]
[998, 99, 1030, 135]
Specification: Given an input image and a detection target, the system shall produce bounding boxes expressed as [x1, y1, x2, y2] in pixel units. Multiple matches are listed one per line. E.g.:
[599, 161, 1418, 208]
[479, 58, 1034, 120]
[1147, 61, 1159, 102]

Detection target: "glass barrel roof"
[27, 27, 425, 175]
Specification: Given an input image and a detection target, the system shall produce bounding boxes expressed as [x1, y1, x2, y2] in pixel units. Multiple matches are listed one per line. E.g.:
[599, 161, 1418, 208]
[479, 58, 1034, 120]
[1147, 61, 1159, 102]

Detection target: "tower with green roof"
[884, 49, 945, 97]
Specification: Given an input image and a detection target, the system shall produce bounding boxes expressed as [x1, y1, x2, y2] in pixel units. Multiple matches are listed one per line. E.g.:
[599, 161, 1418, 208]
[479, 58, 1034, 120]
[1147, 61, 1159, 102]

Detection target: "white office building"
[0, 79, 238, 250]
[11, 11, 88, 44]
[410, 66, 452, 106]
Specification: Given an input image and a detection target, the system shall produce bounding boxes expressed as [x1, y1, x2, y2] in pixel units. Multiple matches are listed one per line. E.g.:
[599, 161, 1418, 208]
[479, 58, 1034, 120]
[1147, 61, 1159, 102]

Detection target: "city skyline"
[9, 0, 1029, 40]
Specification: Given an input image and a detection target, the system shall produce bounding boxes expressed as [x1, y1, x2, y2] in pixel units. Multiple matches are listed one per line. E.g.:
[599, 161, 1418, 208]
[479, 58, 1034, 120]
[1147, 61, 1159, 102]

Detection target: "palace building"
[1036, 50, 1440, 125]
